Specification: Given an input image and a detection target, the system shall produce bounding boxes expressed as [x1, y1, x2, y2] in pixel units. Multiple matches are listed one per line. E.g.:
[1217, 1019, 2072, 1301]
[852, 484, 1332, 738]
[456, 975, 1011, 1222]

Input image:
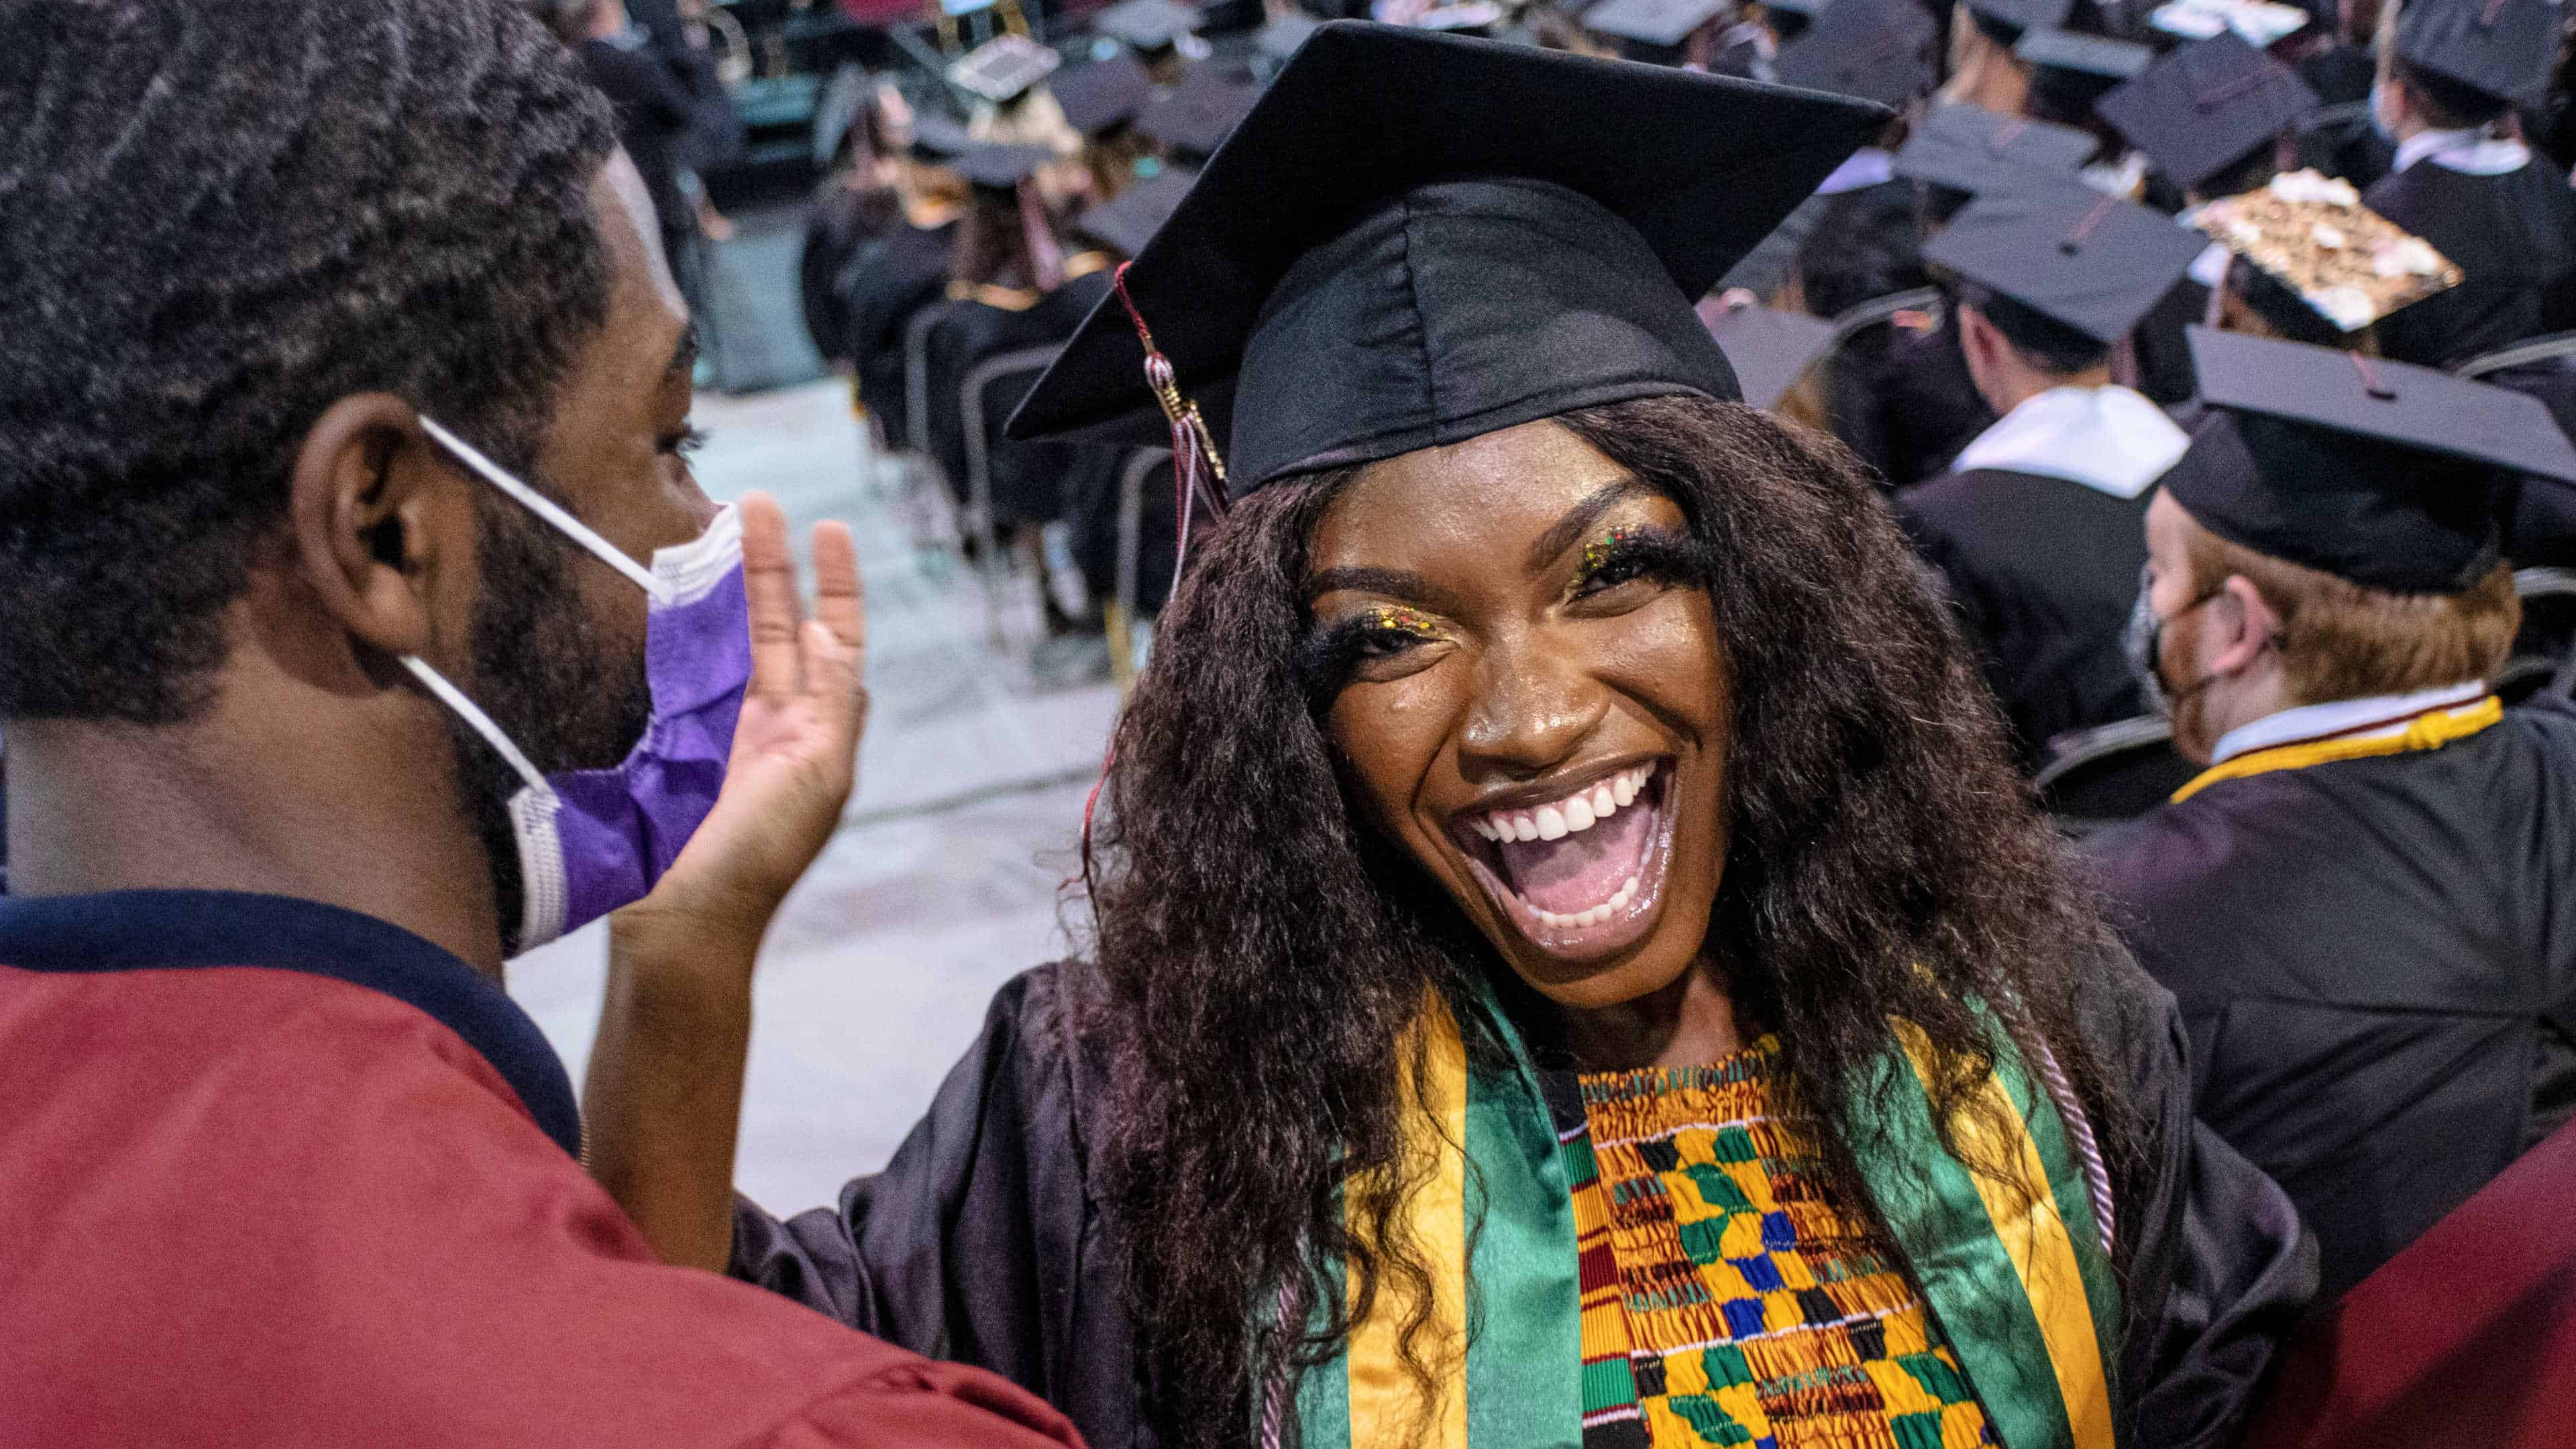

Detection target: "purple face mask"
[404, 418, 751, 953]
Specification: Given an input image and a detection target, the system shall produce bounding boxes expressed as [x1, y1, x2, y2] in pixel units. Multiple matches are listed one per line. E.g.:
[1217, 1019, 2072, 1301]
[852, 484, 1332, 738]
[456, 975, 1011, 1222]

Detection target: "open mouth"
[1450, 759, 1676, 961]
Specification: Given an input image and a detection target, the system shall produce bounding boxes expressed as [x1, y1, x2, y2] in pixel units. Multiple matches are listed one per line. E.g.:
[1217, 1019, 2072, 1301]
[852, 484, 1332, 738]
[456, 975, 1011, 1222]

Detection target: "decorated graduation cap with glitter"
[2194, 168, 2462, 333]
[1772, 0, 1941, 107]
[949, 34, 1062, 105]
[2394, 0, 2559, 109]
[1924, 178, 2208, 341]
[1892, 102, 2098, 196]
[2164, 325, 2576, 592]
[2096, 33, 2320, 193]
[1005, 21, 1886, 500]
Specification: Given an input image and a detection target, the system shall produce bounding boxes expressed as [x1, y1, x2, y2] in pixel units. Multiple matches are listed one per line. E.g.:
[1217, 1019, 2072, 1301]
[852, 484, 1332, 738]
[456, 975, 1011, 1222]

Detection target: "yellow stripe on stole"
[1896, 1025, 2114, 1449]
[1348, 997, 1472, 1449]
[2170, 695, 2502, 803]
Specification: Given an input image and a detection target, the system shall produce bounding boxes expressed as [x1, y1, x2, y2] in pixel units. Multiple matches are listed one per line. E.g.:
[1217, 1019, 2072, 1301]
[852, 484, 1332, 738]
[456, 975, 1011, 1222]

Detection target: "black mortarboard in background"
[1965, 0, 2074, 44]
[1772, 0, 1940, 107]
[1924, 178, 2206, 340]
[949, 34, 1063, 105]
[1135, 70, 1258, 160]
[2394, 0, 2557, 108]
[2096, 34, 2319, 192]
[1719, 190, 1833, 299]
[1095, 0, 1201, 55]
[1582, 0, 1726, 60]
[908, 111, 976, 161]
[1708, 305, 1840, 408]
[954, 142, 1056, 192]
[2016, 27, 2153, 112]
[2163, 326, 2576, 591]
[1053, 54, 1155, 136]
[1075, 166, 1199, 257]
[1892, 101, 2099, 194]
[1008, 22, 1888, 494]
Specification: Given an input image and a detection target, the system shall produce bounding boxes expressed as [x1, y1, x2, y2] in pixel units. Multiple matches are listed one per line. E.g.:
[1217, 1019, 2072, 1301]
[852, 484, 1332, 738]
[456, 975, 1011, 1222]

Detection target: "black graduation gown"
[2086, 701, 2576, 1301]
[840, 221, 959, 449]
[800, 183, 902, 365]
[2477, 356, 2576, 568]
[2364, 160, 2576, 369]
[920, 272, 1116, 526]
[1898, 470, 2155, 767]
[729, 949, 2315, 1449]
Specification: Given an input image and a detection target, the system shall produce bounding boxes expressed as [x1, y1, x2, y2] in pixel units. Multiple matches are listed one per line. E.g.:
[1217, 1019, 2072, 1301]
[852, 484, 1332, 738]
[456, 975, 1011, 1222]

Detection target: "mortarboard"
[1075, 166, 1199, 257]
[953, 142, 1056, 191]
[1764, 0, 1833, 16]
[1772, 0, 1940, 107]
[1415, 1, 1509, 33]
[1965, 0, 2074, 42]
[2148, 0, 2309, 47]
[2015, 27, 2153, 109]
[2163, 325, 2576, 592]
[1134, 70, 1258, 159]
[1708, 305, 1841, 409]
[1582, 0, 1726, 55]
[1006, 22, 1887, 495]
[2194, 168, 2461, 333]
[949, 34, 1063, 105]
[2097, 34, 2319, 193]
[1051, 54, 1155, 136]
[1891, 101, 2099, 195]
[1924, 178, 2207, 341]
[2394, 0, 2557, 109]
[1095, 0, 1202, 54]
[907, 111, 977, 160]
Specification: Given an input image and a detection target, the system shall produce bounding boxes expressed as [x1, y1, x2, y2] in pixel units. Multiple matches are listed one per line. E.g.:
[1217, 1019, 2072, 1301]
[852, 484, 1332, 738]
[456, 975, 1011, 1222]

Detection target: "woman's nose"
[1456, 639, 1604, 780]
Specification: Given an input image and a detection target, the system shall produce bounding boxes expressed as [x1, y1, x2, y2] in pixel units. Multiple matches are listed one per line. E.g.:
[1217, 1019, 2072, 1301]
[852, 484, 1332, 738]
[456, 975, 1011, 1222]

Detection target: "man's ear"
[2210, 574, 2286, 677]
[286, 393, 472, 663]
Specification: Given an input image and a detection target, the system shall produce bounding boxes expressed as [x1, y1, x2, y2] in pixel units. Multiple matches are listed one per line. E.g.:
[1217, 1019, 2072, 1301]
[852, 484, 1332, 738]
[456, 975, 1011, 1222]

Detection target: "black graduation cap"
[908, 111, 976, 161]
[949, 34, 1063, 105]
[1095, 0, 1201, 54]
[1052, 54, 1155, 136]
[1765, 0, 1833, 17]
[2164, 325, 2576, 592]
[1582, 0, 1726, 50]
[1966, 0, 2074, 42]
[1006, 22, 1888, 494]
[1772, 0, 1940, 106]
[2096, 34, 2320, 193]
[1135, 70, 1258, 159]
[1923, 178, 2206, 341]
[1892, 101, 2098, 195]
[2015, 27, 2153, 108]
[953, 142, 1055, 191]
[1708, 305, 1840, 409]
[1075, 166, 1198, 257]
[2394, 0, 2557, 109]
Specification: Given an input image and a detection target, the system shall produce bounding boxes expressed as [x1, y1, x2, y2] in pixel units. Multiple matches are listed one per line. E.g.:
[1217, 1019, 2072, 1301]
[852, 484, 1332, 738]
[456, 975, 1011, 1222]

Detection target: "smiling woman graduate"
[608, 23, 2314, 1449]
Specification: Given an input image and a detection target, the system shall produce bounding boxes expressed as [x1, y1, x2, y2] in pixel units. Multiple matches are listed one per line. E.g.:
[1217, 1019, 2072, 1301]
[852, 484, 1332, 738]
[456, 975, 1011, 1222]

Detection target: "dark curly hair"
[0, 0, 616, 723]
[1079, 396, 2138, 1447]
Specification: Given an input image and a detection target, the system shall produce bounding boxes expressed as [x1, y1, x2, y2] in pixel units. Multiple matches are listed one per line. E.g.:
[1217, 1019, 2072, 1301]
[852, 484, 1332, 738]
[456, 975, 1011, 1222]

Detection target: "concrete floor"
[506, 379, 1118, 1216]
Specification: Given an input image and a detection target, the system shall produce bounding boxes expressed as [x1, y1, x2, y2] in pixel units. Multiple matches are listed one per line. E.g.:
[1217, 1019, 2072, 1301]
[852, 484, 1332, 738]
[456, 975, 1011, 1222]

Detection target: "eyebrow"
[1523, 475, 1657, 573]
[664, 322, 700, 386]
[1303, 564, 1454, 610]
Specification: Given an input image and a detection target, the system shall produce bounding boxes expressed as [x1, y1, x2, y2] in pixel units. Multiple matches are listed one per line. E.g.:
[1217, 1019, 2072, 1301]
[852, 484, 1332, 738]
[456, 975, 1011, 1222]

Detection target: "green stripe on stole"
[1280, 991, 2120, 1449]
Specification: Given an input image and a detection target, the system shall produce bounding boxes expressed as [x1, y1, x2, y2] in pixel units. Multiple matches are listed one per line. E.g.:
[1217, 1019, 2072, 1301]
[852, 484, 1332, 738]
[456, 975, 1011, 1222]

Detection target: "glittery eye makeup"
[1358, 603, 1444, 639]
[1570, 521, 1703, 600]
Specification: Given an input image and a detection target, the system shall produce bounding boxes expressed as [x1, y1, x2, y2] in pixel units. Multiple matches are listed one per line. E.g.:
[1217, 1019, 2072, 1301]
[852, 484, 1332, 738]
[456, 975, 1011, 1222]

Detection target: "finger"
[808, 520, 865, 669]
[804, 618, 871, 751]
[737, 492, 803, 699]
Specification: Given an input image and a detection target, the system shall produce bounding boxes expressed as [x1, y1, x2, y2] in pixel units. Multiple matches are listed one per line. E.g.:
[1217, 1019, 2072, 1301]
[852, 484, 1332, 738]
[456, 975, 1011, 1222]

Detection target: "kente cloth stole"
[2170, 695, 2503, 803]
[1279, 992, 2123, 1449]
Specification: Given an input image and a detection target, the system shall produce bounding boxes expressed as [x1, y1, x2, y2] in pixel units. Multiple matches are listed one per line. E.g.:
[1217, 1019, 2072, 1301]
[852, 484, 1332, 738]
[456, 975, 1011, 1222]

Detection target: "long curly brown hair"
[1077, 395, 2135, 1447]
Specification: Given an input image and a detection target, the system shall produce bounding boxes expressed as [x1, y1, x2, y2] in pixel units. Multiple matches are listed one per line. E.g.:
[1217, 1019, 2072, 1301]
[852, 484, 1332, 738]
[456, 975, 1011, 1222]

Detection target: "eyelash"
[1294, 525, 1703, 704]
[661, 425, 708, 458]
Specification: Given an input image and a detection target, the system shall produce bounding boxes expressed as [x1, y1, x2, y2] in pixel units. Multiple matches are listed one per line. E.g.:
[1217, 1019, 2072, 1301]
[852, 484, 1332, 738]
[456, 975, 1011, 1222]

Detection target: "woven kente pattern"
[1563, 1042, 1996, 1449]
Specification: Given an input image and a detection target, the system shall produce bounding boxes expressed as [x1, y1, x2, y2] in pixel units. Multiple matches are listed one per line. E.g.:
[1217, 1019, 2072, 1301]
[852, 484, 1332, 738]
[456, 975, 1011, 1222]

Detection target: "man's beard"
[445, 486, 655, 955]
[2161, 602, 2217, 765]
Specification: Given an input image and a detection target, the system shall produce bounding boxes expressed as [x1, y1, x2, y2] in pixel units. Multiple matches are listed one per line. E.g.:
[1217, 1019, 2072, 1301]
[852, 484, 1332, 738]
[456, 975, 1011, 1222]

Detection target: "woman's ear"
[286, 392, 472, 665]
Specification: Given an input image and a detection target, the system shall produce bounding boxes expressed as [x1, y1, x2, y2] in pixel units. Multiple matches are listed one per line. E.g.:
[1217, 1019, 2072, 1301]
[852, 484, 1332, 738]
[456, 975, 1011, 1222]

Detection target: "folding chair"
[1109, 447, 1174, 689]
[960, 342, 1075, 648]
[2033, 714, 2200, 836]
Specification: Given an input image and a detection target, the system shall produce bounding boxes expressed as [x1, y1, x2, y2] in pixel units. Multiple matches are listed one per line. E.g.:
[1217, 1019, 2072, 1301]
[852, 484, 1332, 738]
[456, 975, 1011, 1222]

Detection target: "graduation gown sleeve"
[729, 965, 1148, 1449]
[2078, 940, 2321, 1449]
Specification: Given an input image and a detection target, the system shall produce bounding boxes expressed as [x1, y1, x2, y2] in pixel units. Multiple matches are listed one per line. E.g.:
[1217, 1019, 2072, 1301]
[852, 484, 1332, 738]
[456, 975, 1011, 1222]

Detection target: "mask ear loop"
[398, 655, 568, 952]
[1077, 266, 1235, 875]
[419, 415, 672, 606]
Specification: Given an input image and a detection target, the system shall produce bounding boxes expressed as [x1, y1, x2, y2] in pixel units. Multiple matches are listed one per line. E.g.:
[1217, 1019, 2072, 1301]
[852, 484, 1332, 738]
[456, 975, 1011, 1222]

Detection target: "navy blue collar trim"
[0, 890, 582, 1159]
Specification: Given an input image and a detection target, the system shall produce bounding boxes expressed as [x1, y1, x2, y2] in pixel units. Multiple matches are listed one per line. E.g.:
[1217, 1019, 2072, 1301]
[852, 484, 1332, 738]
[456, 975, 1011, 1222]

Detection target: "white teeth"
[1564, 796, 1596, 831]
[1469, 763, 1660, 852]
[1513, 814, 1538, 842]
[1613, 771, 1639, 807]
[1592, 784, 1617, 818]
[1534, 806, 1568, 841]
